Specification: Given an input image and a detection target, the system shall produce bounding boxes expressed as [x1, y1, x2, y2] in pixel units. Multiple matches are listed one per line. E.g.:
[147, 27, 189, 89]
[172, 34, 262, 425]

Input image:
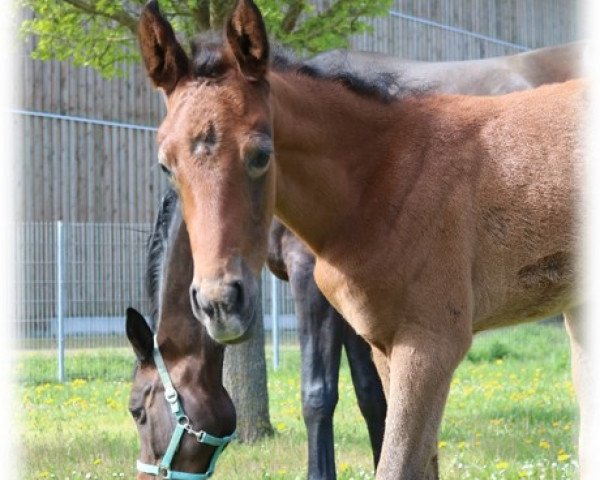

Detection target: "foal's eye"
[246, 148, 271, 178]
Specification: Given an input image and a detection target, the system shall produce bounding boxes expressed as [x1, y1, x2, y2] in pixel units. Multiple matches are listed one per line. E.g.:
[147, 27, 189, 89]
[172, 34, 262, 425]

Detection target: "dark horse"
[126, 188, 236, 479]
[137, 1, 589, 478]
[266, 40, 585, 479]
[268, 218, 387, 479]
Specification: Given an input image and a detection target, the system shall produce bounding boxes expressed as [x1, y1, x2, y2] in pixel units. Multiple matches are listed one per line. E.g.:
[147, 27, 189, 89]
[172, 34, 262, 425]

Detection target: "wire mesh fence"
[15, 221, 297, 384]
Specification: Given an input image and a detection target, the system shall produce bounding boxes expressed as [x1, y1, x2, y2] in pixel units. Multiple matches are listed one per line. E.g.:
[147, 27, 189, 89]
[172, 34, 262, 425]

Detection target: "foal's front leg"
[376, 325, 471, 479]
[371, 347, 390, 400]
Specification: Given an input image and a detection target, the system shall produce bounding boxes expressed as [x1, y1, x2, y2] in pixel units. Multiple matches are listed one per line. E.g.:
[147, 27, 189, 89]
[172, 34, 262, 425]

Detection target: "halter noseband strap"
[136, 335, 235, 479]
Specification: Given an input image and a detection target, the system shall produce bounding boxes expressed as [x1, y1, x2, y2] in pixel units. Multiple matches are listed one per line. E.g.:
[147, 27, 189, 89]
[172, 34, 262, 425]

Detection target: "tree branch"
[210, 0, 236, 29]
[191, 0, 211, 30]
[62, 0, 138, 34]
[282, 0, 305, 34]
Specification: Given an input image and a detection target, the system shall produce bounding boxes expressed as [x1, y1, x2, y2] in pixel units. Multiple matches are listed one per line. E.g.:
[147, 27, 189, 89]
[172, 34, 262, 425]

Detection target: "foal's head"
[127, 191, 235, 478]
[139, 0, 274, 343]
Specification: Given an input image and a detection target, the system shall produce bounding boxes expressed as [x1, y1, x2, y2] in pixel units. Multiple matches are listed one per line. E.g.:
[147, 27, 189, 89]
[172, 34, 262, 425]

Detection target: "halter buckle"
[159, 466, 170, 479]
[164, 387, 178, 403]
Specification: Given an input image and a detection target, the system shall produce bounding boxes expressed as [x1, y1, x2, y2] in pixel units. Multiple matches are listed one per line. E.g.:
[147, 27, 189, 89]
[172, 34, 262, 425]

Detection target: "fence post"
[56, 221, 65, 383]
[270, 272, 279, 370]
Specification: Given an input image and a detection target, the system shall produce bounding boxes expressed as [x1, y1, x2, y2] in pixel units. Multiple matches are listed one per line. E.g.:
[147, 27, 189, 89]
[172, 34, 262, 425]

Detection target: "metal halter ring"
[177, 415, 190, 428]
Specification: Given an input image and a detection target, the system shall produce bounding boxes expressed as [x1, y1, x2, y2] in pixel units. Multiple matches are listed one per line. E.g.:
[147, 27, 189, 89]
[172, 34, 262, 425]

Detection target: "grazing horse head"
[126, 189, 236, 479]
[139, 0, 274, 343]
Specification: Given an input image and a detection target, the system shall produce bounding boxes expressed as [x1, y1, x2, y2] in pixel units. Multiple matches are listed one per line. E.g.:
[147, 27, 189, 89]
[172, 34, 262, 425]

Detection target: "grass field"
[20, 323, 578, 479]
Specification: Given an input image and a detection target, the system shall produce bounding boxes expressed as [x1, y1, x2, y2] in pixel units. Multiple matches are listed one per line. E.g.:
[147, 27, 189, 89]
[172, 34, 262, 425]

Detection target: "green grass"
[21, 323, 578, 479]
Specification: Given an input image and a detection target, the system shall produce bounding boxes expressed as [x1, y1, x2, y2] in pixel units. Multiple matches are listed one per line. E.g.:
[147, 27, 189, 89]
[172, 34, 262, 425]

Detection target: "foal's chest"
[313, 258, 392, 345]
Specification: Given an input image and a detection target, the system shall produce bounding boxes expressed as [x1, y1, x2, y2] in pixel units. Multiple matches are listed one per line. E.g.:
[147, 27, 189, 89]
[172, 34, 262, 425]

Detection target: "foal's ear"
[126, 307, 154, 362]
[138, 0, 189, 95]
[225, 0, 270, 81]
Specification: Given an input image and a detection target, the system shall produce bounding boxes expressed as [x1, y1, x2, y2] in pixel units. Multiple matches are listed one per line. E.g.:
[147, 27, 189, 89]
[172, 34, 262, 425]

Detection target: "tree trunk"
[223, 279, 274, 442]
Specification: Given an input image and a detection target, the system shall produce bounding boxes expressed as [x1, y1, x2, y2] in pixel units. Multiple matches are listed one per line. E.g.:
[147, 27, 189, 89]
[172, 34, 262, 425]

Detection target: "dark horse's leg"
[290, 260, 344, 480]
[342, 321, 387, 469]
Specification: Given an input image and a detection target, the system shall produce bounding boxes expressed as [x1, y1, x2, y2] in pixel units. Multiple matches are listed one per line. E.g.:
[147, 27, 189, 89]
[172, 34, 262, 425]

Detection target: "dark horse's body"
[307, 42, 584, 96]
[266, 41, 586, 480]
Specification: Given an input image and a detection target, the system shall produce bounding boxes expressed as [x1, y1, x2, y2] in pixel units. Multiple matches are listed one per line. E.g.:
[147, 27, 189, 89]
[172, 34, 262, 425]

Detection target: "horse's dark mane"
[145, 187, 179, 331]
[190, 32, 232, 79]
[189, 34, 425, 103]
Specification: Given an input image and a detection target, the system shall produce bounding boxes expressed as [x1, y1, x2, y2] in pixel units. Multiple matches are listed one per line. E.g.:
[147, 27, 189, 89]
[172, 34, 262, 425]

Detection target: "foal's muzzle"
[190, 270, 257, 344]
[192, 281, 243, 319]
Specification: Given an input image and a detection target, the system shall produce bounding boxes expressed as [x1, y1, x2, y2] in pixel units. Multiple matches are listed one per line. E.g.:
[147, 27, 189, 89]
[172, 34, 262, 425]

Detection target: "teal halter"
[136, 336, 235, 480]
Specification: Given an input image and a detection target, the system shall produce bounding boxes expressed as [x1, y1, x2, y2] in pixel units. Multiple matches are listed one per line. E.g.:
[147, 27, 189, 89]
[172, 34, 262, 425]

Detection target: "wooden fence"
[352, 0, 580, 59]
[18, 59, 168, 223]
[19, 0, 581, 224]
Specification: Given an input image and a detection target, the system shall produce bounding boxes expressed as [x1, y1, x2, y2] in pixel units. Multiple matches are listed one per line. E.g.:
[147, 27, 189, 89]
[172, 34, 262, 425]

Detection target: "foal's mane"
[146, 187, 179, 331]
[190, 34, 428, 103]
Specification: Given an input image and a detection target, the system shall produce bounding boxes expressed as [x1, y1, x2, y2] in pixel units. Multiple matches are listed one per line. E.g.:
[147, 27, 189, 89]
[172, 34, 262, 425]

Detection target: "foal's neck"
[269, 72, 407, 253]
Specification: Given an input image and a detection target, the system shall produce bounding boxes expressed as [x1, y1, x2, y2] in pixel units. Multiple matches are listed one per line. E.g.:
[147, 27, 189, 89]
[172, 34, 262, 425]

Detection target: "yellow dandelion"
[518, 470, 529, 477]
[557, 450, 571, 462]
[340, 462, 349, 473]
[93, 458, 102, 465]
[34, 384, 49, 396]
[495, 461, 509, 470]
[539, 440, 550, 449]
[275, 422, 287, 432]
[438, 441, 447, 449]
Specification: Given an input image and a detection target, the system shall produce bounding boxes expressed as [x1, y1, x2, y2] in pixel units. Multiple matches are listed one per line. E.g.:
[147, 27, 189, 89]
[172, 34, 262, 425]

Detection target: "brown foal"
[138, 1, 591, 478]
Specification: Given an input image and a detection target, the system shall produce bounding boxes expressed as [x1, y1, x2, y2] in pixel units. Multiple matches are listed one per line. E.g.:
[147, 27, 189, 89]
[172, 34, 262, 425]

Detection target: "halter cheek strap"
[136, 336, 235, 480]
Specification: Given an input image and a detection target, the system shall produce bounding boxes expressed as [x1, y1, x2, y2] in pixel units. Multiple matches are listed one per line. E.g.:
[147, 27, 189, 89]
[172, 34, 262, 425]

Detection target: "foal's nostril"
[202, 301, 215, 318]
[228, 281, 243, 310]
[190, 286, 203, 314]
[192, 281, 245, 321]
